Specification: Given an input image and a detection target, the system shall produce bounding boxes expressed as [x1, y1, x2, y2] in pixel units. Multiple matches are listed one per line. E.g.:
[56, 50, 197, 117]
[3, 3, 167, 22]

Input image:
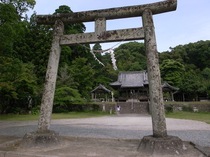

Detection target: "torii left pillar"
[21, 20, 64, 147]
[38, 20, 64, 132]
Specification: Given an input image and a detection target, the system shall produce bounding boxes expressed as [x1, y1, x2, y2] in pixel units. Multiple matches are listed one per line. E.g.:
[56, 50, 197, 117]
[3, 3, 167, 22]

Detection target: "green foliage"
[179, 69, 206, 100]
[54, 86, 84, 105]
[160, 40, 210, 101]
[201, 68, 210, 98]
[93, 43, 102, 51]
[114, 42, 146, 71]
[57, 63, 77, 88]
[0, 3, 20, 55]
[0, 111, 108, 121]
[54, 5, 85, 34]
[165, 104, 173, 113]
[2, 0, 36, 17]
[160, 59, 185, 86]
[0, 57, 38, 113]
[182, 105, 193, 112]
[69, 57, 95, 98]
[160, 40, 210, 70]
[166, 111, 210, 124]
[202, 67, 210, 79]
[31, 105, 40, 115]
[185, 41, 210, 70]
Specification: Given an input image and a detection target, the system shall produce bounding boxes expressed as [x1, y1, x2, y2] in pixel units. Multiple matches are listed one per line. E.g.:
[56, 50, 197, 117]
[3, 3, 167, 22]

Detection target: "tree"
[0, 3, 20, 55]
[54, 86, 85, 112]
[69, 57, 95, 99]
[0, 57, 38, 113]
[54, 5, 85, 34]
[56, 63, 77, 89]
[93, 43, 102, 51]
[16, 13, 53, 84]
[159, 46, 188, 64]
[201, 68, 210, 99]
[184, 41, 210, 70]
[179, 69, 206, 101]
[1, 0, 36, 18]
[159, 41, 210, 101]
[160, 59, 185, 86]
[160, 40, 210, 71]
[114, 42, 146, 71]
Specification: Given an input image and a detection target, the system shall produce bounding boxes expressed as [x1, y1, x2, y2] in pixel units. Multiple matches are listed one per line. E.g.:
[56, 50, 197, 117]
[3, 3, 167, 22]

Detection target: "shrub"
[182, 105, 193, 112]
[31, 106, 40, 115]
[165, 104, 173, 113]
[53, 103, 100, 113]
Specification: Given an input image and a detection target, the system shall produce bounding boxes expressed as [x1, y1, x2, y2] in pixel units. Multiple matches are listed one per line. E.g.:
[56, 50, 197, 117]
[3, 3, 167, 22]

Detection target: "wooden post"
[142, 9, 167, 137]
[38, 20, 64, 132]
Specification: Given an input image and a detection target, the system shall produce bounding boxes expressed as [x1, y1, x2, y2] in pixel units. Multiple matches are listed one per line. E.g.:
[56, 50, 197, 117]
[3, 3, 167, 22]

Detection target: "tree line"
[0, 1, 209, 114]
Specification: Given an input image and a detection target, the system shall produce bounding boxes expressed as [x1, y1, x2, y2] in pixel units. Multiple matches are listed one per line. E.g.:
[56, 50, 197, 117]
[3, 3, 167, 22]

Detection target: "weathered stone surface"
[38, 20, 64, 132]
[60, 27, 144, 45]
[95, 18, 106, 36]
[142, 9, 167, 137]
[20, 130, 60, 148]
[138, 135, 185, 156]
[36, 0, 177, 25]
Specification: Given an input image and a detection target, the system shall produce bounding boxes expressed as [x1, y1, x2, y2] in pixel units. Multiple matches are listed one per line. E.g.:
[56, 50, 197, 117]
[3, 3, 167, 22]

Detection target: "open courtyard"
[0, 114, 210, 156]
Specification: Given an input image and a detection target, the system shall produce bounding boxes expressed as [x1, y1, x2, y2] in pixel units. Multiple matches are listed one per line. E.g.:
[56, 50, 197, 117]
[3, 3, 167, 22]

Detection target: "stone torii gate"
[23, 0, 183, 154]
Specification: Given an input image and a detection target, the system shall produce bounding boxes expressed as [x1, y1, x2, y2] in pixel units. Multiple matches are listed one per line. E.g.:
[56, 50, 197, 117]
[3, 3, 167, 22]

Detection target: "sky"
[28, 0, 210, 52]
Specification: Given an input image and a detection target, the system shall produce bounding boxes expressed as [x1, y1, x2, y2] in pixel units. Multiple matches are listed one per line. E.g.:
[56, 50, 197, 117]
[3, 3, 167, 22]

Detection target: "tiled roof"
[91, 84, 111, 93]
[110, 71, 148, 88]
[162, 82, 179, 91]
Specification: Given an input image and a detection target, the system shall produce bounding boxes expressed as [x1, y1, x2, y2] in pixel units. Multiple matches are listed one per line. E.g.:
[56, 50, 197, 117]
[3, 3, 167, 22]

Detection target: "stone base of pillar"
[138, 135, 185, 156]
[20, 130, 60, 148]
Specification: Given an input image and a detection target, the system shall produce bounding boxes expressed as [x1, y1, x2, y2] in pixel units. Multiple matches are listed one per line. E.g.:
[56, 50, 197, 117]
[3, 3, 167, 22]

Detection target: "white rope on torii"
[89, 39, 128, 70]
[90, 49, 105, 66]
[90, 48, 117, 70]
[78, 40, 124, 71]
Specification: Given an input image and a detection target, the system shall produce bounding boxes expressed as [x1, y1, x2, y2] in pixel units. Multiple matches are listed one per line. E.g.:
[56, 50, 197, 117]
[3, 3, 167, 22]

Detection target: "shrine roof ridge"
[110, 70, 148, 88]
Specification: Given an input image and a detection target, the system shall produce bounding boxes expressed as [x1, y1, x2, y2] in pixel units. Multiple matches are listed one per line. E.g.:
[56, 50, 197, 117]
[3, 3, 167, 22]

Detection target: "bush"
[182, 105, 193, 112]
[53, 103, 100, 113]
[92, 104, 100, 111]
[53, 107, 69, 113]
[165, 104, 173, 113]
[31, 106, 40, 115]
[164, 101, 210, 112]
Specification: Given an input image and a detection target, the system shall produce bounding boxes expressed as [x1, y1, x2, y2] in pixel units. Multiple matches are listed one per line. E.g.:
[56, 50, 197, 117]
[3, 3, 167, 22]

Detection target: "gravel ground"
[0, 114, 210, 147]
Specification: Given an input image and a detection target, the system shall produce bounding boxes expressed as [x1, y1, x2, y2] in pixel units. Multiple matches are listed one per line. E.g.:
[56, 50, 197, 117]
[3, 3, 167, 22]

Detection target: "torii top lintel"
[36, 0, 177, 25]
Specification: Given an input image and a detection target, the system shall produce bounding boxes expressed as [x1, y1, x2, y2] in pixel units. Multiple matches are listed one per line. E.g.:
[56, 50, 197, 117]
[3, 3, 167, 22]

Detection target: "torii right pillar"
[138, 7, 184, 156]
[143, 8, 167, 138]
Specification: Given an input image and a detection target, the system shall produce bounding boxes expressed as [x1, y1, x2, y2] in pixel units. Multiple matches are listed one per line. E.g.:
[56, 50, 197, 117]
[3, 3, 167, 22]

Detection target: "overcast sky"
[29, 0, 210, 52]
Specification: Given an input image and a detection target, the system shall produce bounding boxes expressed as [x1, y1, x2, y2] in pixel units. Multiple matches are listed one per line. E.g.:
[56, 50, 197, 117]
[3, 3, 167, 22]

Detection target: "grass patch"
[0, 114, 39, 121]
[0, 111, 109, 121]
[165, 101, 210, 105]
[166, 111, 210, 124]
[52, 111, 109, 119]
